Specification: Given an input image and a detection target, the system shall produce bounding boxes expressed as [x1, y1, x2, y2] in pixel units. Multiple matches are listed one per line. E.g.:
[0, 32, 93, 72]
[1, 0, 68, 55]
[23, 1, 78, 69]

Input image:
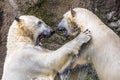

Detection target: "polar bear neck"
[74, 9, 120, 80]
[7, 21, 34, 51]
[75, 9, 110, 38]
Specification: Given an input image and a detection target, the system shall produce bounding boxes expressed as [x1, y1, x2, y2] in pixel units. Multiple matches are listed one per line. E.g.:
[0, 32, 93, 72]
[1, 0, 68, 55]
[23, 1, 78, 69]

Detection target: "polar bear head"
[57, 8, 82, 37]
[14, 15, 54, 46]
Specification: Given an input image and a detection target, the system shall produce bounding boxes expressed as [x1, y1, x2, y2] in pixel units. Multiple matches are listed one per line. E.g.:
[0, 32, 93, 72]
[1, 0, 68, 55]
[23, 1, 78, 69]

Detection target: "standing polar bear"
[1, 15, 91, 80]
[58, 8, 120, 80]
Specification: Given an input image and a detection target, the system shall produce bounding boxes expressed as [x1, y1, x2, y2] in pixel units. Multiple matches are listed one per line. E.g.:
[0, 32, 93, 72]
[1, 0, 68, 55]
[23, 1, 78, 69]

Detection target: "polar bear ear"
[15, 17, 21, 22]
[70, 8, 76, 17]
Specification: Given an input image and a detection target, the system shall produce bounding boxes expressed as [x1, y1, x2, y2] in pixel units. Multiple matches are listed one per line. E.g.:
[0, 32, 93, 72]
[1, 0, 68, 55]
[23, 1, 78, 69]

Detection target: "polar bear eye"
[38, 21, 42, 25]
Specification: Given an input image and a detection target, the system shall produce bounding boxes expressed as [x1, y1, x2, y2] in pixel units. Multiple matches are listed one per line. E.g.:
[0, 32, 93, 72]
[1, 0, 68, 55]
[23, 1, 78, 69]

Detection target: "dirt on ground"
[0, 0, 120, 80]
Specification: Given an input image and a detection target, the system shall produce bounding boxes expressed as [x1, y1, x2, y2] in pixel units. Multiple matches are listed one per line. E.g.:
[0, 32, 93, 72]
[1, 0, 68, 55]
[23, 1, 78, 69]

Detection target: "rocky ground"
[0, 0, 120, 80]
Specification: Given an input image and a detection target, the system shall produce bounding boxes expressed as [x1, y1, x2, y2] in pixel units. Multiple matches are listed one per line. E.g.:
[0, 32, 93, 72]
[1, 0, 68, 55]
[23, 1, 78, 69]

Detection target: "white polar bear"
[58, 8, 120, 80]
[1, 15, 91, 80]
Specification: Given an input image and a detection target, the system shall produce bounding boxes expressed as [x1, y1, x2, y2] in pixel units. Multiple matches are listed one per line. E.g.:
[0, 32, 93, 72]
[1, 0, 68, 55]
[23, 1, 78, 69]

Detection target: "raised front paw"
[76, 29, 91, 45]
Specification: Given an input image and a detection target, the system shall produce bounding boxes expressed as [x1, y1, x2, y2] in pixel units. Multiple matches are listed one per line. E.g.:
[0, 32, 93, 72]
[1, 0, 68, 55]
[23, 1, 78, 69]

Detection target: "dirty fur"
[1, 15, 91, 80]
[58, 8, 120, 80]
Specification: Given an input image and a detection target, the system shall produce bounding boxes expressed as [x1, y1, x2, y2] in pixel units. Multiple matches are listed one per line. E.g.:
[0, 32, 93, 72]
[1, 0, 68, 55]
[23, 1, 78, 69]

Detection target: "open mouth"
[35, 31, 55, 46]
[57, 28, 68, 37]
[35, 34, 46, 46]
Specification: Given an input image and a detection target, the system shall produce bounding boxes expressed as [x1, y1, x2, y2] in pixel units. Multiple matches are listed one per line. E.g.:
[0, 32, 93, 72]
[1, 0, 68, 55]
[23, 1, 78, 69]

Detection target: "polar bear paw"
[76, 29, 91, 45]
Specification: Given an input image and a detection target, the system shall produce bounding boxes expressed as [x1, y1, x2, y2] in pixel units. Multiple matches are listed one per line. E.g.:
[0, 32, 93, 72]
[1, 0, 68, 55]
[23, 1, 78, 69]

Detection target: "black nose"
[50, 29, 55, 35]
[57, 26, 66, 31]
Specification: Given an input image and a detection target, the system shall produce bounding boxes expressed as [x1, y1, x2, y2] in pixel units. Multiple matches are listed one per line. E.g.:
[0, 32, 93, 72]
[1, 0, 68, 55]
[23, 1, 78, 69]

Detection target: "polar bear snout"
[57, 23, 66, 31]
[50, 29, 55, 35]
[35, 28, 55, 46]
[57, 20, 71, 37]
[41, 28, 55, 37]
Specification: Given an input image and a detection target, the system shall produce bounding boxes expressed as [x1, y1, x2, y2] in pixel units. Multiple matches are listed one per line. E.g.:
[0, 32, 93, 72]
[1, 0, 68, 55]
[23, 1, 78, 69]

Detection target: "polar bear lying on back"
[1, 15, 91, 80]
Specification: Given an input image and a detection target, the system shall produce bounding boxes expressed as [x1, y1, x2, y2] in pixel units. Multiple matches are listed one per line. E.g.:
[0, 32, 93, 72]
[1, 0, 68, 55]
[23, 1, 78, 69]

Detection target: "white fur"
[1, 15, 91, 80]
[59, 8, 120, 80]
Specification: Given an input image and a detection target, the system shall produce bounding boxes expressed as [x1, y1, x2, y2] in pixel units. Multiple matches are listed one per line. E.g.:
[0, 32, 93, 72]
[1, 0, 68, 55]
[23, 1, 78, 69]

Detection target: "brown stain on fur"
[16, 20, 34, 42]
[67, 16, 81, 36]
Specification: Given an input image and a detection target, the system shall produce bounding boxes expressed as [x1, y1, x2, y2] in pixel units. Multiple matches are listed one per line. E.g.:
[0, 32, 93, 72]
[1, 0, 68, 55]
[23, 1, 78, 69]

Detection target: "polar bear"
[1, 15, 91, 80]
[58, 8, 120, 80]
